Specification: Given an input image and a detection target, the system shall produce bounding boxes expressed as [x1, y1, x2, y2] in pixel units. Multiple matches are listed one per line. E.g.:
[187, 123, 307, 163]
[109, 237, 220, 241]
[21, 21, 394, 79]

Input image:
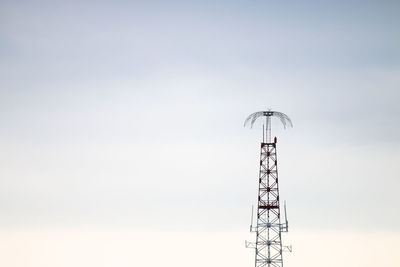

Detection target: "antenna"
[250, 204, 254, 232]
[244, 109, 293, 267]
[262, 124, 265, 143]
[244, 110, 293, 142]
[283, 201, 289, 232]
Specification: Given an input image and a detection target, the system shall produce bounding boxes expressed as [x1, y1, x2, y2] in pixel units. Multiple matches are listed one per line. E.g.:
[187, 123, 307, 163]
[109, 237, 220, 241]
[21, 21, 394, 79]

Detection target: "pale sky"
[1, 0, 399, 266]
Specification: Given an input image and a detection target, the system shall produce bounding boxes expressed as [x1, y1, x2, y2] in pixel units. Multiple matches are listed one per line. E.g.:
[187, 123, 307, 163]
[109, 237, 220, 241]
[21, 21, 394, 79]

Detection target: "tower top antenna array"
[244, 110, 292, 142]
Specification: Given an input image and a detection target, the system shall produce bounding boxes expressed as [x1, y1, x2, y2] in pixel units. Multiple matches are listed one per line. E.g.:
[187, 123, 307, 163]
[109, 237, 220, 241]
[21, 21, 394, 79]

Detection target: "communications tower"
[244, 110, 292, 267]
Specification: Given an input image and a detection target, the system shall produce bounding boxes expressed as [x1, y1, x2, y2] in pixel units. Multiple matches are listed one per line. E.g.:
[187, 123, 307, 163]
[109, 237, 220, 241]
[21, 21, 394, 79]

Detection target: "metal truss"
[247, 139, 290, 267]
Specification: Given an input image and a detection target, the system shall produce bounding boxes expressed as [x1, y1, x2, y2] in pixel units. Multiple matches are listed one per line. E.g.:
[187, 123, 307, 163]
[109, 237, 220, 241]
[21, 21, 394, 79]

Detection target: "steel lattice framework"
[245, 110, 292, 267]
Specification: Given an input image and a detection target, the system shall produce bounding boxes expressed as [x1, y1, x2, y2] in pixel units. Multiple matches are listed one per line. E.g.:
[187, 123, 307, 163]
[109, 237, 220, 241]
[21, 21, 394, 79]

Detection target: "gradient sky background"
[1, 0, 399, 266]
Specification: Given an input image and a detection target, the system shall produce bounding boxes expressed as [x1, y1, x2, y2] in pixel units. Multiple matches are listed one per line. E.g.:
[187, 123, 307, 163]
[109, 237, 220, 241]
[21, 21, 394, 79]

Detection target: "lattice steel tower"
[244, 110, 292, 267]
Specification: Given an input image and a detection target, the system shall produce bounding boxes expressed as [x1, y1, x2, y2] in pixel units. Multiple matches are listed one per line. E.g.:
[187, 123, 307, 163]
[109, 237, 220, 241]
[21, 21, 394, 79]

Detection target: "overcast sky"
[1, 0, 399, 266]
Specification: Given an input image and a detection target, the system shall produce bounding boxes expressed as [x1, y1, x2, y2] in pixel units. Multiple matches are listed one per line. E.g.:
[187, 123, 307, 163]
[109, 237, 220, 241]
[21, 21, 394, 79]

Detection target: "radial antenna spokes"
[244, 110, 293, 142]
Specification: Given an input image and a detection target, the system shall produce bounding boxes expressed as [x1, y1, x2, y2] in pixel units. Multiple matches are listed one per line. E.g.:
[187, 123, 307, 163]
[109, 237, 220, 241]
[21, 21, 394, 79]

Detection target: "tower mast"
[244, 110, 292, 267]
